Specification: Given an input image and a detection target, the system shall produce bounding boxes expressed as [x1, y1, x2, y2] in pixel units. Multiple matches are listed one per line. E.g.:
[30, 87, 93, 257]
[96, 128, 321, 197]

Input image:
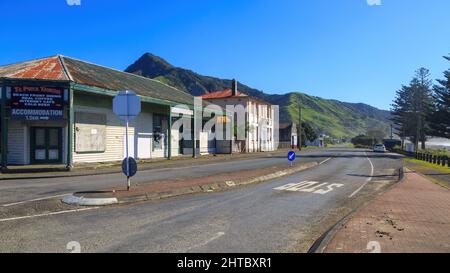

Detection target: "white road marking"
[274, 181, 344, 195]
[225, 181, 236, 187]
[0, 207, 99, 223]
[349, 152, 374, 198]
[186, 232, 225, 251]
[1, 193, 71, 207]
[67, 241, 81, 253]
[367, 241, 382, 253]
[319, 157, 332, 165]
[314, 183, 344, 195]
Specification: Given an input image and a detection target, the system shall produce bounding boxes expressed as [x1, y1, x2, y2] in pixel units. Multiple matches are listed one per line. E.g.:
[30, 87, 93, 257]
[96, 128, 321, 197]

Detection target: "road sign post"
[113, 90, 141, 191]
[126, 118, 130, 189]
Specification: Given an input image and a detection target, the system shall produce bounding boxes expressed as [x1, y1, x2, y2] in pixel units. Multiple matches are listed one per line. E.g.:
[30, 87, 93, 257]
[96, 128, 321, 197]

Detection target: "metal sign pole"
[113, 90, 141, 191]
[125, 90, 130, 191]
[126, 118, 130, 191]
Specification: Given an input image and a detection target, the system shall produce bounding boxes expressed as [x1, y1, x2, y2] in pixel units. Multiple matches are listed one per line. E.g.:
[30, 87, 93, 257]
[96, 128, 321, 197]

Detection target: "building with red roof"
[0, 55, 214, 169]
[200, 80, 275, 153]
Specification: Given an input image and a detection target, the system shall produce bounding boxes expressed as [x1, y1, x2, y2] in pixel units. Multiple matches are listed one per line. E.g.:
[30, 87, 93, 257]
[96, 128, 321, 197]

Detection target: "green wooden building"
[0, 55, 214, 170]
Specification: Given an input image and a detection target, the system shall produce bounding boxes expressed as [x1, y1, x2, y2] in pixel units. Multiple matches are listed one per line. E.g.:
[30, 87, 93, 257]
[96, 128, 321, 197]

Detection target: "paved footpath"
[323, 168, 450, 253]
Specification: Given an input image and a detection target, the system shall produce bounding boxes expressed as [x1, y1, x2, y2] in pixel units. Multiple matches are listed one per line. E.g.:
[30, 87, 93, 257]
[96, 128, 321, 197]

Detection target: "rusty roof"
[61, 56, 194, 105]
[201, 88, 273, 106]
[201, 88, 247, 99]
[0, 56, 68, 81]
[0, 55, 195, 106]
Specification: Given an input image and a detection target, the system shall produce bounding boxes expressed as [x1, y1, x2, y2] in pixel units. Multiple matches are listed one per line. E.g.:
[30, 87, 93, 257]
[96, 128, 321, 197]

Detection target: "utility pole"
[297, 97, 302, 151]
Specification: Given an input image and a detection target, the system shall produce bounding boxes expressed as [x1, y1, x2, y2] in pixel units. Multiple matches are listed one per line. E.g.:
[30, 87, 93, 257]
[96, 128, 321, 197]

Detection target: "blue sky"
[0, 0, 449, 110]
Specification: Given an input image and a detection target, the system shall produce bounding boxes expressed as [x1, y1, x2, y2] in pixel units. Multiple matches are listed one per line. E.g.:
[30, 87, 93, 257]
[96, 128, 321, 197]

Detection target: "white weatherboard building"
[201, 80, 276, 153]
[0, 55, 220, 169]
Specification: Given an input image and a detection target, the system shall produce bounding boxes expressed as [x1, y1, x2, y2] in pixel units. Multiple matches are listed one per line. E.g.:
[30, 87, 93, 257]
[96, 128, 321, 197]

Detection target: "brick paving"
[324, 168, 450, 253]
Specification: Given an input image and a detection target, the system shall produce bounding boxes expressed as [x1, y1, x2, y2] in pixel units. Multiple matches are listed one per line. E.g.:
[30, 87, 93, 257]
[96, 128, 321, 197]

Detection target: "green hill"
[125, 53, 391, 138]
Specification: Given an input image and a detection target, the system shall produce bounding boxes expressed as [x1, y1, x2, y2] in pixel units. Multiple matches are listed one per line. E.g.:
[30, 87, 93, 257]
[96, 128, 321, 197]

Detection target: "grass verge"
[404, 158, 450, 173]
[404, 158, 450, 189]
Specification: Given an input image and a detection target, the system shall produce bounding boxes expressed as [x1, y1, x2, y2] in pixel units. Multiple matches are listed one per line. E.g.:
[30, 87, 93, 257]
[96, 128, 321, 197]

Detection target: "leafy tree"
[367, 128, 386, 144]
[391, 84, 414, 149]
[430, 55, 450, 138]
[351, 135, 374, 147]
[301, 122, 318, 145]
[410, 68, 434, 149]
[390, 68, 434, 151]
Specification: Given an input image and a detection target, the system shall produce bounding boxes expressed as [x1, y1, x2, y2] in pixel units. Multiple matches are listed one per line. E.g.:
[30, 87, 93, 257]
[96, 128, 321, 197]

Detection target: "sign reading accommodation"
[10, 86, 64, 121]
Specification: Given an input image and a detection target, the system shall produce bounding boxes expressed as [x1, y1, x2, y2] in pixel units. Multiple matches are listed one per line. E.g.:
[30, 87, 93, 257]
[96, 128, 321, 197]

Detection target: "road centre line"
[186, 232, 226, 251]
[319, 157, 332, 165]
[1, 193, 71, 207]
[0, 207, 99, 223]
[348, 152, 374, 198]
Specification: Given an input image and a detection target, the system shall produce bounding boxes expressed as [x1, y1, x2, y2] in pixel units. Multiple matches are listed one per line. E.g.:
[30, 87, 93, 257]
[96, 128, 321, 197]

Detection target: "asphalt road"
[0, 149, 329, 205]
[0, 148, 403, 252]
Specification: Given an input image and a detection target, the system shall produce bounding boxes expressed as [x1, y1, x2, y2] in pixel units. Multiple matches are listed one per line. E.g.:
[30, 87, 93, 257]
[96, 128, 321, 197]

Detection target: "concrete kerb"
[62, 161, 319, 206]
[62, 195, 118, 206]
[308, 166, 407, 253]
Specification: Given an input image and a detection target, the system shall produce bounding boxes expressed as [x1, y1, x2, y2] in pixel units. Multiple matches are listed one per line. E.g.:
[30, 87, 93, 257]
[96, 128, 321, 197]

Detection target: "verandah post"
[192, 109, 197, 158]
[66, 86, 74, 170]
[1, 84, 8, 171]
[168, 106, 172, 160]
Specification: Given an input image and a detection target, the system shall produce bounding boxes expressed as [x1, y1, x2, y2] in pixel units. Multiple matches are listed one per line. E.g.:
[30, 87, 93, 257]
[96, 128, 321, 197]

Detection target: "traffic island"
[62, 161, 318, 206]
[62, 192, 118, 206]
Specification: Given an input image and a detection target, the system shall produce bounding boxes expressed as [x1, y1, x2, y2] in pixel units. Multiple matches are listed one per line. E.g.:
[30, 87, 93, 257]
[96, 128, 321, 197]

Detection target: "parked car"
[373, 144, 387, 153]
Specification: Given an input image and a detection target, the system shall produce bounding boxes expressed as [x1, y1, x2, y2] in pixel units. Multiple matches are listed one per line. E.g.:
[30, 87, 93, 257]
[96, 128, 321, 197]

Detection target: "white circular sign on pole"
[113, 90, 141, 191]
[113, 90, 141, 120]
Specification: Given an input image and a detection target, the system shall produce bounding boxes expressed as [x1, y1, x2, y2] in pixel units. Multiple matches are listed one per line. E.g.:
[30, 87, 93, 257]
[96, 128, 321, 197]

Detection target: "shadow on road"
[346, 174, 398, 178]
[271, 148, 404, 160]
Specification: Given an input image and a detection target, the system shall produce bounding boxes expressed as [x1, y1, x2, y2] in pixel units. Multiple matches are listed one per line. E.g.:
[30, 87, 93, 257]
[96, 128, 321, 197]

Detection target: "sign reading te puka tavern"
[10, 86, 65, 121]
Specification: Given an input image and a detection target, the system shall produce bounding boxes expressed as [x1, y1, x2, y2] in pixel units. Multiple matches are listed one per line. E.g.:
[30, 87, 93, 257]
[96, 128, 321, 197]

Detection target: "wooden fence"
[414, 152, 450, 168]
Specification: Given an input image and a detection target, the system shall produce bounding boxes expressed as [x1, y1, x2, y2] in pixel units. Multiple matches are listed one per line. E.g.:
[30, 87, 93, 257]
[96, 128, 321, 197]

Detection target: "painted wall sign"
[10, 86, 64, 121]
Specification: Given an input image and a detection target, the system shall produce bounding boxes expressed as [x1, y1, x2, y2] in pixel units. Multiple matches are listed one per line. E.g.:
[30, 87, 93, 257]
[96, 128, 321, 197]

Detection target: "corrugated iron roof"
[0, 56, 68, 81]
[0, 55, 195, 106]
[201, 88, 247, 99]
[61, 56, 194, 105]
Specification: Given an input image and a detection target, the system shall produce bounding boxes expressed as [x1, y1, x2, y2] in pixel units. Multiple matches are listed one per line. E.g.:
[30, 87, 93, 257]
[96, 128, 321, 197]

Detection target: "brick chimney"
[231, 79, 238, 96]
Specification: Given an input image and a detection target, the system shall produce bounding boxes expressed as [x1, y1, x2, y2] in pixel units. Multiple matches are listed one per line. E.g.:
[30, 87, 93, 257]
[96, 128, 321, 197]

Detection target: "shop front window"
[153, 114, 164, 151]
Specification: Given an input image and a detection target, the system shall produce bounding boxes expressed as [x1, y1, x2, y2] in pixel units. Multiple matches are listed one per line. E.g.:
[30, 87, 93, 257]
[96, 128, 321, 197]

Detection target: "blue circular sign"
[287, 151, 296, 162]
[122, 157, 137, 177]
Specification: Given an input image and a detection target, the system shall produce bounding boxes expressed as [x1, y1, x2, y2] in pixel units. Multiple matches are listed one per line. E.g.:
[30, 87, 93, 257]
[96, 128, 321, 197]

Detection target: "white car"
[373, 144, 387, 153]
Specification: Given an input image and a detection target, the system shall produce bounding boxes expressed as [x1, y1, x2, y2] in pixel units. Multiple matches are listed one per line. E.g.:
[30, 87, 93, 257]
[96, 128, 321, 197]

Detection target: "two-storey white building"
[201, 80, 275, 153]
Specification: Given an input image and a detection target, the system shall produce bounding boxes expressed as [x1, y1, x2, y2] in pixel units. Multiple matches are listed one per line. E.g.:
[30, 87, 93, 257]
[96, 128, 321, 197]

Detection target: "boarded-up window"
[75, 112, 106, 153]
